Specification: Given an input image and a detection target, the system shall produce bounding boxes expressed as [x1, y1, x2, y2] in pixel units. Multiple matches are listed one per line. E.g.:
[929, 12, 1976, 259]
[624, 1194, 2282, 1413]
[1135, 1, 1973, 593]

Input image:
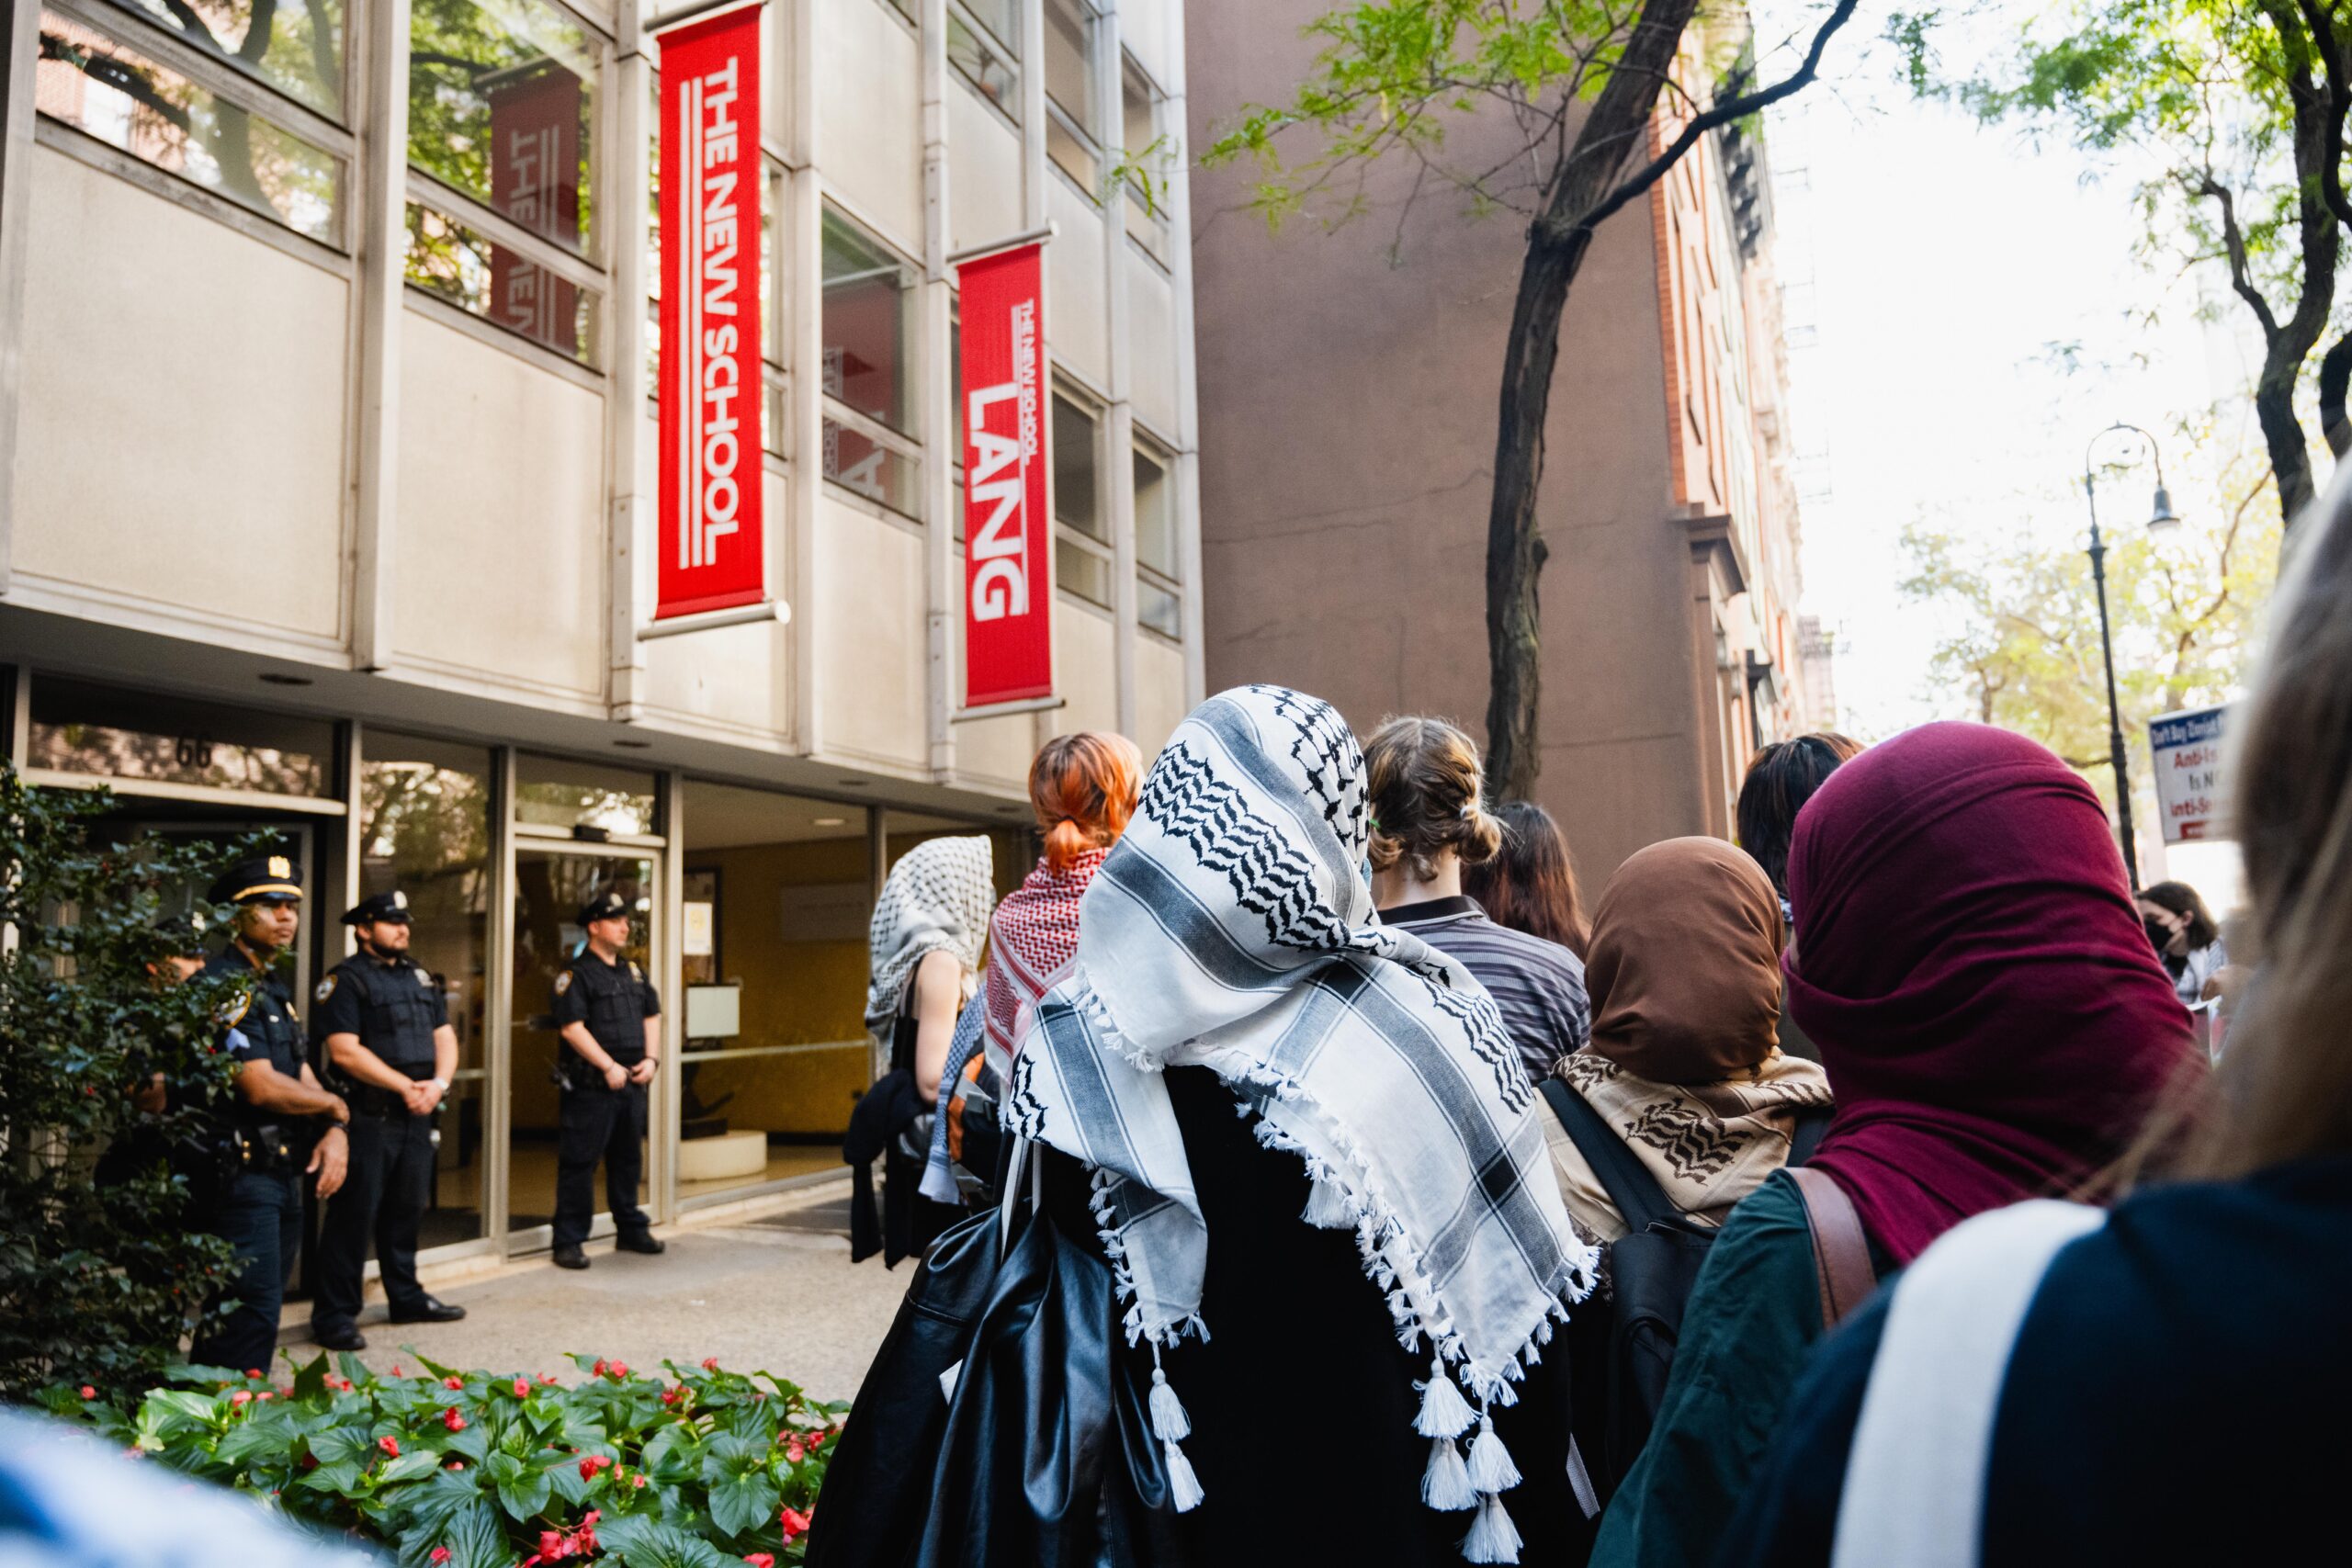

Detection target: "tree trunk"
[2320, 326, 2352, 457]
[1482, 0, 1699, 799]
[2257, 355, 2320, 525]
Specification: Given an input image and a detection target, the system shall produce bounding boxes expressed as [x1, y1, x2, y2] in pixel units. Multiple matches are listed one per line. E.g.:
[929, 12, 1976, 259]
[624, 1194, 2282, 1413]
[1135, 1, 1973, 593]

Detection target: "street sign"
[2149, 705, 2229, 844]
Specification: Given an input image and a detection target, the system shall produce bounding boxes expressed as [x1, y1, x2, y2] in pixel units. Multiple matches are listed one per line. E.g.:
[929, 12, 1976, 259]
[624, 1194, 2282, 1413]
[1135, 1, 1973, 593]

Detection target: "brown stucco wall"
[1187, 0, 1707, 883]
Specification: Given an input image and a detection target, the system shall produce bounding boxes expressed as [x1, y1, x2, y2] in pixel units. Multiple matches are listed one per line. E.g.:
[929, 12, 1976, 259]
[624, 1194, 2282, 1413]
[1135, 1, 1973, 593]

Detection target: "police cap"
[578, 890, 632, 927]
[152, 909, 211, 957]
[207, 852, 303, 907]
[342, 889, 413, 927]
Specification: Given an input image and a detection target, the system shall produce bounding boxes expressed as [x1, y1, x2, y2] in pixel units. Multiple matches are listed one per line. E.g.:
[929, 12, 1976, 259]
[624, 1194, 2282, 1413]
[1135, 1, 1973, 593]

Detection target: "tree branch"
[2195, 173, 2284, 341]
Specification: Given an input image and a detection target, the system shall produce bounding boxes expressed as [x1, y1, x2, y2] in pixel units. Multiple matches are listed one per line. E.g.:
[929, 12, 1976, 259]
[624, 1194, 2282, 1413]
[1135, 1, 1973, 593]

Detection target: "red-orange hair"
[1031, 731, 1144, 871]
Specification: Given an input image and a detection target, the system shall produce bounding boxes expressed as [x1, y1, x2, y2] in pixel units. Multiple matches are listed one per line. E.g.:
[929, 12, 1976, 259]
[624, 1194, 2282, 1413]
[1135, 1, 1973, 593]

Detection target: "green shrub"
[0, 767, 259, 1399]
[45, 1351, 843, 1567]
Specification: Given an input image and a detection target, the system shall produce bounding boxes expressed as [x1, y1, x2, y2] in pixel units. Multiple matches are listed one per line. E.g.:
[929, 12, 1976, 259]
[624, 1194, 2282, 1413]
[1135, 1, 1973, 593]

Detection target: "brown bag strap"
[1788, 1166, 1877, 1330]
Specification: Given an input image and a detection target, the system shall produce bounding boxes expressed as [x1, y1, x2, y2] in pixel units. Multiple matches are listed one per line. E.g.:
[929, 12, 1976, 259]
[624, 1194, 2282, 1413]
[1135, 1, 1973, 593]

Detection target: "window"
[1054, 390, 1110, 607]
[405, 0, 602, 360]
[515, 755, 659, 836]
[821, 207, 923, 516]
[36, 8, 346, 243]
[106, 0, 345, 118]
[946, 7, 1018, 115]
[1134, 444, 1181, 638]
[28, 675, 336, 797]
[1043, 0, 1098, 194]
[1122, 58, 1169, 259]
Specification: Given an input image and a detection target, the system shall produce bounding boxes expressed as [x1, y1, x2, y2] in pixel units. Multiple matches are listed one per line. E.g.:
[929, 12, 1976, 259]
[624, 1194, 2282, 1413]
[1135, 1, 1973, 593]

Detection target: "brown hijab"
[1584, 837, 1784, 1085]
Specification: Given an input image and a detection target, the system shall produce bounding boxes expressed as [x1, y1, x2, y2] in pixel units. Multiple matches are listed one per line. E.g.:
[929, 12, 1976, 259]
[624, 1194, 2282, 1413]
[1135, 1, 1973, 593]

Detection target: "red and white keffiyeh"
[981, 846, 1107, 1083]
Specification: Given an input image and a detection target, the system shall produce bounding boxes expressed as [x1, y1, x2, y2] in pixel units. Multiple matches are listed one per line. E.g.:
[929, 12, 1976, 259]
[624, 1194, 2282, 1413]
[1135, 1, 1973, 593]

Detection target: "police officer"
[308, 890, 468, 1350]
[548, 890, 665, 1269]
[189, 852, 350, 1375]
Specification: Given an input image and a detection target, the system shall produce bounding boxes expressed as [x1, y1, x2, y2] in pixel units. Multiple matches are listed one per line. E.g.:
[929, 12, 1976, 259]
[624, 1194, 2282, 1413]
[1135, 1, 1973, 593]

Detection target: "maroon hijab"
[1783, 722, 2194, 1264]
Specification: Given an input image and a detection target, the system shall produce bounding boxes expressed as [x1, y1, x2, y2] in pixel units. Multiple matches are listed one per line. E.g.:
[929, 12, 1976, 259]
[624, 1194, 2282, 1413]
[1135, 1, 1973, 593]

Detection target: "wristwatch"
[429, 1077, 450, 1092]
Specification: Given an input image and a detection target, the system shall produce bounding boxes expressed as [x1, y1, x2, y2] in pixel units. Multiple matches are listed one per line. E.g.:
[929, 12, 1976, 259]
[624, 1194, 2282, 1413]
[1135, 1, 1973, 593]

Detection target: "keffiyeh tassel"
[1461, 1493, 1523, 1564]
[1149, 1347, 1204, 1513]
[1422, 1438, 1476, 1511]
[1449, 1402, 1525, 1563]
[1464, 1411, 1521, 1493]
[1414, 1359, 1476, 1438]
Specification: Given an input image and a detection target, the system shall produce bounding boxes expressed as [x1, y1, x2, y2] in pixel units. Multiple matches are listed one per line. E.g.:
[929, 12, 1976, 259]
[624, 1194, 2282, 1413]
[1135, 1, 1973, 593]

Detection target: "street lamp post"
[2081, 422, 2180, 892]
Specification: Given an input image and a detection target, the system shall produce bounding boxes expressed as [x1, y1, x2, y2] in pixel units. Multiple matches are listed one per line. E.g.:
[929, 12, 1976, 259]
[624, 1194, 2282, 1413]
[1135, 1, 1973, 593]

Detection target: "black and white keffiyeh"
[864, 836, 995, 1033]
[1006, 687, 1597, 1562]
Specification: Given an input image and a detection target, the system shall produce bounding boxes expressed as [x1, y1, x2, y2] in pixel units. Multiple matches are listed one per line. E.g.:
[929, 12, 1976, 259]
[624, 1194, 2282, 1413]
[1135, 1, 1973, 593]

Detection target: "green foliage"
[44, 1352, 844, 1566]
[1200, 0, 1720, 233]
[0, 768, 265, 1402]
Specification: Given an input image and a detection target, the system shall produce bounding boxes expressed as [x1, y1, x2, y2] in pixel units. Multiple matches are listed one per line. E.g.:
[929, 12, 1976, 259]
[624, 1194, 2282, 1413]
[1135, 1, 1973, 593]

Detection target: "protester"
[1364, 716, 1590, 1079]
[844, 836, 994, 1266]
[2134, 878, 2228, 1010]
[1540, 838, 1830, 1247]
[1722, 472, 2352, 1568]
[979, 687, 1597, 1565]
[1734, 734, 1862, 1061]
[919, 731, 1142, 1204]
[1587, 722, 2196, 1568]
[1464, 799, 1590, 959]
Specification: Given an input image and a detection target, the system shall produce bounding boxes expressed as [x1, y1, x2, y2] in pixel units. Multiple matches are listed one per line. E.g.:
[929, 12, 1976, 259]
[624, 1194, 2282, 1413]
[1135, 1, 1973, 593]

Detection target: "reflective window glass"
[1043, 0, 1094, 129]
[1057, 538, 1112, 608]
[1052, 391, 1102, 540]
[821, 209, 915, 437]
[106, 0, 345, 118]
[961, 0, 1016, 48]
[404, 201, 600, 361]
[515, 755, 659, 835]
[1046, 109, 1096, 194]
[1139, 576, 1181, 638]
[946, 10, 1017, 113]
[408, 0, 595, 254]
[1134, 445, 1176, 577]
[823, 419, 920, 516]
[28, 675, 334, 796]
[37, 11, 344, 243]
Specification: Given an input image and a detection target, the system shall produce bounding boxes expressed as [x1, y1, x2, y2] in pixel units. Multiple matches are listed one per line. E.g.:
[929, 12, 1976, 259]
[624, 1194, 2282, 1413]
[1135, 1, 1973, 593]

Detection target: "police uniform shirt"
[312, 954, 448, 1079]
[203, 946, 305, 1124]
[551, 951, 661, 1066]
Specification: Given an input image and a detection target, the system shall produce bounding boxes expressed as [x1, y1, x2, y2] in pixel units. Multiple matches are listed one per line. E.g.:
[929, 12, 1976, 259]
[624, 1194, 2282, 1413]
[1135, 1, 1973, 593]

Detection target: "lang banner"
[957, 243, 1053, 706]
[656, 0, 765, 620]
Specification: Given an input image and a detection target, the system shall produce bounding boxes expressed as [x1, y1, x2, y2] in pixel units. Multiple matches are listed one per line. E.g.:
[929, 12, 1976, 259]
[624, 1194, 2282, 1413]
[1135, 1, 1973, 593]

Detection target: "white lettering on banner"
[967, 300, 1043, 623]
[679, 56, 746, 574]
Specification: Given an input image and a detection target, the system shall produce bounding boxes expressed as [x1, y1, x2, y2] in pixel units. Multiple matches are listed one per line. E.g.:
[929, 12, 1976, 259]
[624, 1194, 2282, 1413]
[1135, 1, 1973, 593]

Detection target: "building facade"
[1187, 6, 1822, 879]
[0, 0, 1202, 1267]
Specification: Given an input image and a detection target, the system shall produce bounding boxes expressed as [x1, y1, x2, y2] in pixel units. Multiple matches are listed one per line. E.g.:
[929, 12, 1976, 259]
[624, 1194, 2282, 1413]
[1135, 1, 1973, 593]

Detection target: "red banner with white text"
[656, 2, 765, 620]
[957, 243, 1053, 706]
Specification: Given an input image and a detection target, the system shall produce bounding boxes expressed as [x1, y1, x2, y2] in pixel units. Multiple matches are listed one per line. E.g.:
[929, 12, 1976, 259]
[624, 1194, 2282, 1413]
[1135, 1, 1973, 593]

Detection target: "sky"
[1746, 0, 2260, 901]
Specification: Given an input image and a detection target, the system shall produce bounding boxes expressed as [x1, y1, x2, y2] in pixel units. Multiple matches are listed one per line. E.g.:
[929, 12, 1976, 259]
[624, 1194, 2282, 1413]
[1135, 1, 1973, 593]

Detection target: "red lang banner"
[657, 1, 765, 620]
[958, 243, 1053, 706]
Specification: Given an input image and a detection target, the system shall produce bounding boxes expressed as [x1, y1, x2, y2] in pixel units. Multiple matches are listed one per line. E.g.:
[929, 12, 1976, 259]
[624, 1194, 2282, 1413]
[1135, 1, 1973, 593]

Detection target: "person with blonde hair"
[1720, 479, 2352, 1568]
[1363, 716, 1589, 1080]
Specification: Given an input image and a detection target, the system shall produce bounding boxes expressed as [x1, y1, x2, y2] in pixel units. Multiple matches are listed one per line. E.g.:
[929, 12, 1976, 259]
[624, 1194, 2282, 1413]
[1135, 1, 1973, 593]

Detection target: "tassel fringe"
[1422, 1438, 1476, 1511]
[1164, 1438, 1204, 1513]
[1148, 1362, 1192, 1443]
[1460, 1494, 1522, 1564]
[1414, 1360, 1476, 1438]
[1303, 1174, 1356, 1229]
[1465, 1416, 1521, 1494]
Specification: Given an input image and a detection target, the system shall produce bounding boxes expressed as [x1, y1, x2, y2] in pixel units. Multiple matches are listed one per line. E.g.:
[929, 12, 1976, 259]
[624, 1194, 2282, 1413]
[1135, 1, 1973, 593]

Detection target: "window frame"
[1131, 436, 1182, 641]
[819, 201, 922, 441]
[945, 0, 1020, 126]
[1051, 382, 1111, 610]
[1041, 0, 1102, 200]
[1120, 51, 1170, 262]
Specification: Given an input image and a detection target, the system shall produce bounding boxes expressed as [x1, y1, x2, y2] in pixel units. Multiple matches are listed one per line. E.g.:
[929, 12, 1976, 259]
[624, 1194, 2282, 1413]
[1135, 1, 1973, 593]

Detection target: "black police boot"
[552, 1246, 591, 1270]
[389, 1295, 468, 1325]
[312, 1322, 368, 1352]
[614, 1233, 666, 1256]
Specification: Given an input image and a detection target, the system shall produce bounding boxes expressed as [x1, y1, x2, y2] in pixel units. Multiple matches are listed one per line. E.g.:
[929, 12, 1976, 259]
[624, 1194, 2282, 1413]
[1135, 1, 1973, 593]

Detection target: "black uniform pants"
[191, 1168, 301, 1376]
[553, 1079, 650, 1248]
[311, 1109, 436, 1331]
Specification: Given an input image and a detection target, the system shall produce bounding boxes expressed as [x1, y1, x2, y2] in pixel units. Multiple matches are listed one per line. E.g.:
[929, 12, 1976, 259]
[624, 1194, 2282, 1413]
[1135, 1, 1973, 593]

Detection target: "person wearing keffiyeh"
[920, 732, 1141, 1205]
[1003, 686, 1599, 1565]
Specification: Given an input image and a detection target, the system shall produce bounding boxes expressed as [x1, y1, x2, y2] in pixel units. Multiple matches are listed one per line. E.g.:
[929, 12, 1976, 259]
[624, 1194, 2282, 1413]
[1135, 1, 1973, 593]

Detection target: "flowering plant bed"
[42, 1351, 841, 1567]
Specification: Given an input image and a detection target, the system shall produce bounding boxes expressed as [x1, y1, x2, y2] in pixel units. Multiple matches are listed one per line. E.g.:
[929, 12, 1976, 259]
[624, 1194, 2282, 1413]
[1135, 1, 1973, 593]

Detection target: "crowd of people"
[820, 481, 2352, 1564]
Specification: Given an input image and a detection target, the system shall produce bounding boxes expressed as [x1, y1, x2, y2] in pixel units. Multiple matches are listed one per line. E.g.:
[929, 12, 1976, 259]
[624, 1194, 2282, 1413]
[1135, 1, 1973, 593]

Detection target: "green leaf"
[386, 1465, 489, 1540]
[430, 1498, 509, 1568]
[599, 1515, 729, 1568]
[484, 1450, 551, 1521]
[288, 1352, 330, 1402]
[301, 1459, 367, 1492]
[335, 1351, 372, 1389]
[308, 1426, 375, 1466]
[638, 1423, 702, 1483]
[707, 1469, 780, 1539]
[377, 1449, 442, 1485]
[404, 1347, 464, 1383]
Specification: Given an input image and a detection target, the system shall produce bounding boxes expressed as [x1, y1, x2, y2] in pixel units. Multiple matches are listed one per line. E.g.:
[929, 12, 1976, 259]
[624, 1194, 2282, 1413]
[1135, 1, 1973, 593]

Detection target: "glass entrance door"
[506, 849, 656, 1242]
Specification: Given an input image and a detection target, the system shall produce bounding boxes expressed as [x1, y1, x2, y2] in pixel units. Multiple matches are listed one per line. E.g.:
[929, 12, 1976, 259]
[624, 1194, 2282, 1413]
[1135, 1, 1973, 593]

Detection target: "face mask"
[2144, 917, 2177, 953]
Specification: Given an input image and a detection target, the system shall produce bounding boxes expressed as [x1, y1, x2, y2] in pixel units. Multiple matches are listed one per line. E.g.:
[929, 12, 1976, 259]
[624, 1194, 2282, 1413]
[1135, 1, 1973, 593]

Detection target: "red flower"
[578, 1454, 609, 1482]
[300, 1453, 320, 1472]
[538, 1531, 565, 1560]
[631, 1473, 649, 1489]
[784, 1438, 806, 1464]
[430, 1551, 451, 1565]
[661, 1386, 682, 1406]
[744, 1555, 775, 1568]
[378, 1436, 401, 1459]
[608, 1360, 628, 1379]
[779, 1506, 813, 1543]
[591, 1359, 607, 1377]
[513, 1378, 531, 1398]
[246, 1370, 264, 1379]
[390, 1364, 404, 1378]
[230, 1391, 252, 1406]
[447, 1460, 466, 1471]
[702, 1358, 720, 1371]
[444, 1376, 465, 1391]
[443, 1408, 469, 1432]
[539, 1372, 560, 1384]
[254, 1392, 274, 1402]
[808, 1429, 829, 1450]
[77, 1385, 96, 1400]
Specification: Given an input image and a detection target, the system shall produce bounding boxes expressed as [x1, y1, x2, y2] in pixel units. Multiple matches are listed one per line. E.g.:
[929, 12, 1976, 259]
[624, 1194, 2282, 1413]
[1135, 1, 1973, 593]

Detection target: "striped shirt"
[1381, 895, 1590, 1080]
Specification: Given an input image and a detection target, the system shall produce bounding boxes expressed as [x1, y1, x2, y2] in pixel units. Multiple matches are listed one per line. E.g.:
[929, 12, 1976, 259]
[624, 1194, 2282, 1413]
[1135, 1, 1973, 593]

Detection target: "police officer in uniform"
[189, 853, 350, 1374]
[308, 890, 468, 1350]
[548, 890, 666, 1269]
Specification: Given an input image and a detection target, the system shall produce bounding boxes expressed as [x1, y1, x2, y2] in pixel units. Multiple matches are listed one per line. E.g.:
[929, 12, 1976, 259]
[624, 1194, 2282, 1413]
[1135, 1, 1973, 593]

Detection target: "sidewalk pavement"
[279, 1186, 909, 1404]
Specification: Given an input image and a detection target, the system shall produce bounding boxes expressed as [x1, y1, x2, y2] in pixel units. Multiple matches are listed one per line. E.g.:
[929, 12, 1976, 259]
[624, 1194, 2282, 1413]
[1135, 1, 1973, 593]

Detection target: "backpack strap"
[1788, 1166, 1878, 1329]
[1785, 1103, 1834, 1168]
[1540, 1076, 1685, 1236]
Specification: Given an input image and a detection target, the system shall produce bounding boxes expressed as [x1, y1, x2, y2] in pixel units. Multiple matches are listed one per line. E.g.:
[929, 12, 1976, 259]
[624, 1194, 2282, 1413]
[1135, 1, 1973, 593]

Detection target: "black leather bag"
[804, 1199, 1006, 1568]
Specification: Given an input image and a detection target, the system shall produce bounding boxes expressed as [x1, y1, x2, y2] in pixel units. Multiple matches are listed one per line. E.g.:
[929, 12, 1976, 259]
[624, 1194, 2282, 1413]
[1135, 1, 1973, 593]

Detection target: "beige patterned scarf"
[1542, 1048, 1833, 1245]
